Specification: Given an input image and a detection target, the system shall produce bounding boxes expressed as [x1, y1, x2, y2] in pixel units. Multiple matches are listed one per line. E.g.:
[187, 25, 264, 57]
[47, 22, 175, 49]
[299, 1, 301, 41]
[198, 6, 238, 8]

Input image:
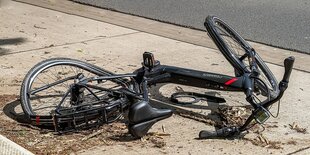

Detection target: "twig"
[34, 24, 47, 29]
[175, 110, 216, 126]
[81, 129, 104, 141]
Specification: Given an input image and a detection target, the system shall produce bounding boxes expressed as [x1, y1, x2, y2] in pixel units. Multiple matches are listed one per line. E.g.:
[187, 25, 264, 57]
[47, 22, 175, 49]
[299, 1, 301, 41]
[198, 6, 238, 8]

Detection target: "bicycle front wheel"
[204, 16, 279, 100]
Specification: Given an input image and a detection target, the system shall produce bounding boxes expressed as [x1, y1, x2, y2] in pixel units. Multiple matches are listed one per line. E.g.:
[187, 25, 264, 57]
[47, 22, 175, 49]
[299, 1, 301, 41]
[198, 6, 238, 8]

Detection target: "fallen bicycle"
[19, 16, 295, 139]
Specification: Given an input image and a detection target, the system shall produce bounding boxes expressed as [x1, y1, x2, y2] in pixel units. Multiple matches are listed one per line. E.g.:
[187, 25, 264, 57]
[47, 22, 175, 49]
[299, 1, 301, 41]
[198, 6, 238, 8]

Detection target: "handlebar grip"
[282, 56, 295, 83]
[199, 130, 217, 139]
[199, 126, 239, 139]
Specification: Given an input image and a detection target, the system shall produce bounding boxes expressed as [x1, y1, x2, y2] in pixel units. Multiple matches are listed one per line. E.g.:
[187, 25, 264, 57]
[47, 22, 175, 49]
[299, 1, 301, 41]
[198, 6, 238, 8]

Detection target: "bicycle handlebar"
[200, 57, 295, 139]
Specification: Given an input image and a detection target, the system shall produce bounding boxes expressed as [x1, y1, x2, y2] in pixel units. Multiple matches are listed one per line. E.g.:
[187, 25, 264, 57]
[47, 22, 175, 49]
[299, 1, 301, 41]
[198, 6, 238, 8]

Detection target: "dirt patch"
[0, 95, 18, 109]
[0, 95, 170, 154]
[289, 122, 308, 134]
[244, 134, 283, 149]
[1, 94, 308, 154]
[142, 132, 170, 148]
[216, 106, 251, 127]
[174, 110, 217, 126]
[0, 95, 255, 154]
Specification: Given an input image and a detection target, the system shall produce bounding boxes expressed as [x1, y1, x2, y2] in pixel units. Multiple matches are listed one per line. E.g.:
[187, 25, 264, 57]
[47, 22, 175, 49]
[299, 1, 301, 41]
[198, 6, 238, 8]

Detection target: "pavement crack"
[287, 146, 310, 155]
[0, 31, 141, 56]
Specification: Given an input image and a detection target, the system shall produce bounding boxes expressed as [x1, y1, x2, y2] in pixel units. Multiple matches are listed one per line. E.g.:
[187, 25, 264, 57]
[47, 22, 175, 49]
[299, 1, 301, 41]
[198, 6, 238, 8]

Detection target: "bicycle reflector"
[254, 106, 270, 124]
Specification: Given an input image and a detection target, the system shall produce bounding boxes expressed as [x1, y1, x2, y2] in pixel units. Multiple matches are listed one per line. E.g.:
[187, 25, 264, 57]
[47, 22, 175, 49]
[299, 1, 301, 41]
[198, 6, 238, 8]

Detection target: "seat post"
[143, 52, 156, 70]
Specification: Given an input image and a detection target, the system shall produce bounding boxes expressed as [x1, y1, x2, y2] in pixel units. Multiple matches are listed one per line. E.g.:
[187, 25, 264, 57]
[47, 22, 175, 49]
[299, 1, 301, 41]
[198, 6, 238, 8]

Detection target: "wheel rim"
[26, 63, 126, 116]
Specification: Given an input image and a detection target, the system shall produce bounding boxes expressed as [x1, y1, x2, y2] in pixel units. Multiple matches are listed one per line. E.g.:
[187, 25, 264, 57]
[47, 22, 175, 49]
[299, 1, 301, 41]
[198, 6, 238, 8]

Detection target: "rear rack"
[29, 98, 129, 133]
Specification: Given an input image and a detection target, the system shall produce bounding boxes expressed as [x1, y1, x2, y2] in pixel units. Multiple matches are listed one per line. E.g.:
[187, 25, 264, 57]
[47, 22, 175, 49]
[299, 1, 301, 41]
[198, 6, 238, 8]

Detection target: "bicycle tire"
[20, 58, 131, 123]
[205, 16, 279, 99]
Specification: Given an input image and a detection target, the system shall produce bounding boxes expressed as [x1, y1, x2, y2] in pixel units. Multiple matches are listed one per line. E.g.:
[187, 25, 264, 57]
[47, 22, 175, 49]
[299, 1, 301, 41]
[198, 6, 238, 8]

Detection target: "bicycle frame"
[23, 52, 294, 137]
[136, 65, 244, 91]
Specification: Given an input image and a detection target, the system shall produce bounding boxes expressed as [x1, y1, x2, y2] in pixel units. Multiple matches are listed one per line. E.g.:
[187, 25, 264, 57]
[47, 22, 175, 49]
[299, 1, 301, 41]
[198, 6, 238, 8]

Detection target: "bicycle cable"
[268, 100, 281, 118]
[251, 76, 280, 119]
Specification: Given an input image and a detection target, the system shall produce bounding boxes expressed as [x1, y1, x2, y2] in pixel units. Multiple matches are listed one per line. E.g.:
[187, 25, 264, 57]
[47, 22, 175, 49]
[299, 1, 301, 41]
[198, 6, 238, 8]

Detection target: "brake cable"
[252, 77, 280, 118]
[268, 100, 281, 118]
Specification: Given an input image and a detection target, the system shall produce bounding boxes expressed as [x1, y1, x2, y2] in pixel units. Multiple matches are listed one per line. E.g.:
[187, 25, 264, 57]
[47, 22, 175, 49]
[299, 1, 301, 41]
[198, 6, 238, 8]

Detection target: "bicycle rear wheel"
[20, 58, 131, 127]
[205, 16, 279, 100]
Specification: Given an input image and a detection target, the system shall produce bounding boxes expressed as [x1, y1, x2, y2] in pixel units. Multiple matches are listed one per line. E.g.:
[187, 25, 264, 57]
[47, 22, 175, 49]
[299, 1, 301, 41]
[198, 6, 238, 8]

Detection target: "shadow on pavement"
[148, 84, 224, 125]
[0, 37, 27, 56]
[3, 99, 29, 124]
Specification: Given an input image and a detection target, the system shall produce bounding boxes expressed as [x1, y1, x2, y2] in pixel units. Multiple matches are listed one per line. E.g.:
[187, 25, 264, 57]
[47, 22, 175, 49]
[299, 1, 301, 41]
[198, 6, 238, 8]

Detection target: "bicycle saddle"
[128, 100, 172, 138]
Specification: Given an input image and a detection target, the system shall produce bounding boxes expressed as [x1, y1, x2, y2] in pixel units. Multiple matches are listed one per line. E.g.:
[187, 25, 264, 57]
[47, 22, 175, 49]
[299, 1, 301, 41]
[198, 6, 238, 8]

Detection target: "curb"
[0, 135, 34, 155]
[13, 0, 310, 73]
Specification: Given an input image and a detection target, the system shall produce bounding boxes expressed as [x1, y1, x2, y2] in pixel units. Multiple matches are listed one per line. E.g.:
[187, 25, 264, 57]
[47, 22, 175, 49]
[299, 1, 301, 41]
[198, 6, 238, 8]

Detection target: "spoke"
[30, 75, 76, 95]
[217, 25, 246, 59]
[260, 73, 273, 89]
[36, 68, 68, 91]
[32, 105, 59, 112]
[69, 66, 78, 76]
[50, 66, 70, 89]
[31, 96, 57, 113]
[61, 65, 71, 88]
[85, 72, 92, 79]
[56, 87, 72, 109]
[34, 77, 60, 94]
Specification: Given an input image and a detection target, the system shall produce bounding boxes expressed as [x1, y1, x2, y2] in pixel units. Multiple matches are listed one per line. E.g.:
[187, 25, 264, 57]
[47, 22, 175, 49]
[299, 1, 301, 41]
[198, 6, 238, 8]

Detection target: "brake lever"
[261, 56, 295, 108]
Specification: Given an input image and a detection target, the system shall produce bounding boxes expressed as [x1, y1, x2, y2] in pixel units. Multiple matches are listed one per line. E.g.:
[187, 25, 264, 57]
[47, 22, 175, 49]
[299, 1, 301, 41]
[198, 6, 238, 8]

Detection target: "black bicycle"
[20, 16, 295, 139]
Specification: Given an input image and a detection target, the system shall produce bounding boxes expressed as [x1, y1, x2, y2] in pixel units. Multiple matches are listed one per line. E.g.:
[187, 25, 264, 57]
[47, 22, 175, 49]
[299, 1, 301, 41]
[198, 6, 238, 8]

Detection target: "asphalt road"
[73, 0, 310, 53]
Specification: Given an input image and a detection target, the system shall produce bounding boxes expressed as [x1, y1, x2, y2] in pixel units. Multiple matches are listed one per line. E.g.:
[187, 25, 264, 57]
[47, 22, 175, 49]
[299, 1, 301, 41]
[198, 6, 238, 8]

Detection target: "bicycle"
[20, 16, 295, 139]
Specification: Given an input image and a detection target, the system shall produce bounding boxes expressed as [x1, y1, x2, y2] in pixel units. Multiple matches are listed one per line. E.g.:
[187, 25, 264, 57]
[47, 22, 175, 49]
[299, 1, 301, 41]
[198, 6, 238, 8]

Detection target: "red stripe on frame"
[36, 116, 40, 125]
[225, 78, 238, 86]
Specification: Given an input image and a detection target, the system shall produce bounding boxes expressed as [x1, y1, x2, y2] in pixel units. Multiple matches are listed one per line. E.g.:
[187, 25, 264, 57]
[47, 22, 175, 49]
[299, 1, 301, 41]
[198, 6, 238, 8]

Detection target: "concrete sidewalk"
[1, 1, 310, 154]
[0, 135, 34, 155]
